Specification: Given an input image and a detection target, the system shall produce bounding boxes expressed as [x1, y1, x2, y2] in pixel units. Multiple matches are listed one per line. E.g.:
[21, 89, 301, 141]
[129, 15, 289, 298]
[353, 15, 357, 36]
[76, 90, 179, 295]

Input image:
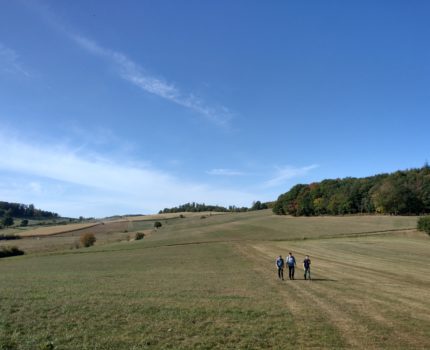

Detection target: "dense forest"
[273, 166, 430, 216]
[159, 201, 268, 214]
[0, 201, 59, 219]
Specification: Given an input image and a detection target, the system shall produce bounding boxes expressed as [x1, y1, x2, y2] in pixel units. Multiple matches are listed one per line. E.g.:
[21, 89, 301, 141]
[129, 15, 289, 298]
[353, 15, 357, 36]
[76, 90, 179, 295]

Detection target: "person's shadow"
[301, 278, 336, 282]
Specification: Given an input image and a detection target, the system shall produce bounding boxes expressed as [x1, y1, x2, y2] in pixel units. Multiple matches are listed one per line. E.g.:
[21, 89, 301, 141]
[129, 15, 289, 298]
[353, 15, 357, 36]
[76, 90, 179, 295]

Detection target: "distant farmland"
[15, 222, 100, 237]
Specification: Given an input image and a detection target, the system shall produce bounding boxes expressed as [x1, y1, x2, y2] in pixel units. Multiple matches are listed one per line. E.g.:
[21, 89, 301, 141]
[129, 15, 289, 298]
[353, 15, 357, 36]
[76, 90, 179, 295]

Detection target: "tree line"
[273, 166, 430, 216]
[0, 201, 59, 219]
[159, 201, 269, 214]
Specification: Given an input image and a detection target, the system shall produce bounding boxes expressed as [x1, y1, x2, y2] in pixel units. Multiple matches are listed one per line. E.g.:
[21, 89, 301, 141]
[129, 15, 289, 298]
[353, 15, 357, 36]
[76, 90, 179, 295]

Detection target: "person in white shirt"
[286, 252, 296, 280]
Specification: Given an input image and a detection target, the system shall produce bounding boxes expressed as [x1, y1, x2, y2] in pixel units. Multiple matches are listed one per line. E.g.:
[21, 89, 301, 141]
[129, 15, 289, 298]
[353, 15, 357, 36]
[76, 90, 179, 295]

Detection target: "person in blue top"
[286, 252, 296, 280]
[275, 255, 285, 280]
[303, 255, 311, 280]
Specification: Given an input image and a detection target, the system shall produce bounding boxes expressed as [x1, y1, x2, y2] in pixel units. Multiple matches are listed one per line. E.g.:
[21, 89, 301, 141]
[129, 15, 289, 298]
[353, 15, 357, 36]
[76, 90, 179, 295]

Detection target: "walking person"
[303, 255, 311, 280]
[275, 255, 285, 280]
[286, 252, 296, 280]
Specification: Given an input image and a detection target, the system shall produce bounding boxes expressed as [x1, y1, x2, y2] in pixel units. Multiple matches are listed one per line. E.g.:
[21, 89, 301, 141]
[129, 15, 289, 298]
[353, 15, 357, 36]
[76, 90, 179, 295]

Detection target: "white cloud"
[206, 169, 244, 176]
[263, 164, 319, 188]
[71, 35, 232, 127]
[0, 132, 256, 217]
[29, 182, 43, 194]
[0, 43, 30, 77]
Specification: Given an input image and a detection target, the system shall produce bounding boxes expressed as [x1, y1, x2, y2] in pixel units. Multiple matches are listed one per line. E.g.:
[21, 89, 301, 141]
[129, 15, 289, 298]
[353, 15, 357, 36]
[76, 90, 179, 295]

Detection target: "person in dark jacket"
[303, 255, 311, 280]
[275, 255, 285, 280]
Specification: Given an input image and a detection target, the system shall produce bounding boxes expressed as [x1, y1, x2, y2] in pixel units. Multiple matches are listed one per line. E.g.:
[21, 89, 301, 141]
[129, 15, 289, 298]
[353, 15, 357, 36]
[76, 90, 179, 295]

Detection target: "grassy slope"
[0, 210, 429, 349]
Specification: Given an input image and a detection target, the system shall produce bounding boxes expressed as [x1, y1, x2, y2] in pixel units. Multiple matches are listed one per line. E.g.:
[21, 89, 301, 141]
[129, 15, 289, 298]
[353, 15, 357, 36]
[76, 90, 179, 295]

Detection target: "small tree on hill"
[154, 221, 162, 229]
[417, 216, 430, 235]
[2, 215, 14, 228]
[135, 232, 145, 240]
[80, 233, 96, 247]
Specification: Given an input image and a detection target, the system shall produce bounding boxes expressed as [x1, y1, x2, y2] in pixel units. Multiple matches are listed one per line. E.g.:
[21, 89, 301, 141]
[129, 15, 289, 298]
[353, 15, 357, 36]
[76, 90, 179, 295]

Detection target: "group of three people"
[276, 253, 311, 281]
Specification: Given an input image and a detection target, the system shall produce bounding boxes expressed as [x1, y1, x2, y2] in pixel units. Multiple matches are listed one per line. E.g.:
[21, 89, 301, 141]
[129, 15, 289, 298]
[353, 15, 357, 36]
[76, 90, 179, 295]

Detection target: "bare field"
[15, 223, 100, 237]
[1, 221, 134, 254]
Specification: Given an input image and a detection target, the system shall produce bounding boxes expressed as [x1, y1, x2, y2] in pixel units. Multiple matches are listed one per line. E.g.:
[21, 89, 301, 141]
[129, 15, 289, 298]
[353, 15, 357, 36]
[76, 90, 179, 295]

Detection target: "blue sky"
[0, 1, 429, 217]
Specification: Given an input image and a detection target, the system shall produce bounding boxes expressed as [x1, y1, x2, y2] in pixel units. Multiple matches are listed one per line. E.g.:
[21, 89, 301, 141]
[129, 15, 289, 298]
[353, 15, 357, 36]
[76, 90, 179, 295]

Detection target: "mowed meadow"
[1, 210, 429, 349]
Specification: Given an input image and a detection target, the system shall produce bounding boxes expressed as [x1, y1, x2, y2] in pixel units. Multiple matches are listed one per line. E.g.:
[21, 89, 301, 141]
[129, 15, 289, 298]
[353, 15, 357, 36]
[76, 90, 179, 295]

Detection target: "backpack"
[276, 258, 284, 268]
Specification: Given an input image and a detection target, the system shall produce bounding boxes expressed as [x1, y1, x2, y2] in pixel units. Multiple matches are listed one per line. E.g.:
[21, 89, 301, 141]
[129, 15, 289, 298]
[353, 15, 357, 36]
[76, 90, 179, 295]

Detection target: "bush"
[135, 232, 145, 240]
[20, 219, 29, 227]
[0, 246, 25, 258]
[417, 216, 430, 235]
[1, 216, 14, 227]
[154, 221, 162, 229]
[0, 234, 20, 241]
[179, 214, 185, 218]
[79, 233, 96, 247]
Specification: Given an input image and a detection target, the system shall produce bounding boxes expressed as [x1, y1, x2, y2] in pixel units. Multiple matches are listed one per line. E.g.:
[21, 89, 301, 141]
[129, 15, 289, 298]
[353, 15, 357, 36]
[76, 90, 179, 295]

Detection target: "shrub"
[0, 234, 20, 241]
[1, 216, 14, 227]
[135, 232, 145, 240]
[20, 219, 29, 227]
[179, 214, 185, 218]
[0, 246, 25, 258]
[200, 215, 207, 219]
[154, 221, 162, 229]
[79, 233, 96, 247]
[417, 216, 430, 235]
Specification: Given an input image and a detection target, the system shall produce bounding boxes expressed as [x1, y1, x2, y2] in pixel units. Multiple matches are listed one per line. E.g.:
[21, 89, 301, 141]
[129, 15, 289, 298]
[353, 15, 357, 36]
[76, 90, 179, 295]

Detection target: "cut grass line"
[16, 223, 101, 237]
[233, 242, 346, 348]
[8, 228, 420, 262]
[248, 240, 430, 348]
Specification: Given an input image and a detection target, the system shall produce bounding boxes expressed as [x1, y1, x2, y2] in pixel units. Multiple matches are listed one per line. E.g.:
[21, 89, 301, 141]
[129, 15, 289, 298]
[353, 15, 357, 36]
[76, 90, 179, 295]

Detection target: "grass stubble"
[0, 210, 429, 349]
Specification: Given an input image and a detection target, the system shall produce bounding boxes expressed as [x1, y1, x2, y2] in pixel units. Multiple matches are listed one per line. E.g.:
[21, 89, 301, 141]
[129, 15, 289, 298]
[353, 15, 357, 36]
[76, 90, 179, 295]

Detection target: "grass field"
[1, 210, 429, 349]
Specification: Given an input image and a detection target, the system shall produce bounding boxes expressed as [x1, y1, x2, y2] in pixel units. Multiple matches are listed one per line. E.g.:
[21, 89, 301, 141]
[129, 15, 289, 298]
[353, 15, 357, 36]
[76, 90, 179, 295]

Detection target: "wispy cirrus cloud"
[206, 168, 245, 176]
[0, 43, 30, 77]
[19, 1, 234, 126]
[263, 164, 319, 188]
[21, 1, 234, 127]
[71, 35, 232, 127]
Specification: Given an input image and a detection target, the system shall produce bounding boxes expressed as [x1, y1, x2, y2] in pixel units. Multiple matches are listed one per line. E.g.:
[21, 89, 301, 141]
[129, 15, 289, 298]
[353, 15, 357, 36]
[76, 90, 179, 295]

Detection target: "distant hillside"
[0, 201, 59, 219]
[273, 166, 430, 216]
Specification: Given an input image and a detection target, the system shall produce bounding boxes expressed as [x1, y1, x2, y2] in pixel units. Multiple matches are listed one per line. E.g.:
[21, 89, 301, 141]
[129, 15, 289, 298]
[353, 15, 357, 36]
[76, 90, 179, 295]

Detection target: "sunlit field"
[1, 210, 428, 349]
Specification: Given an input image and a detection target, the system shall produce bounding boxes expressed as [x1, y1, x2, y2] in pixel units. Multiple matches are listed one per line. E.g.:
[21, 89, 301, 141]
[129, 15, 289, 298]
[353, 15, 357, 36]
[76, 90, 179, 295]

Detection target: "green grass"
[0, 211, 428, 349]
[0, 242, 316, 349]
[247, 234, 430, 349]
[137, 210, 418, 247]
